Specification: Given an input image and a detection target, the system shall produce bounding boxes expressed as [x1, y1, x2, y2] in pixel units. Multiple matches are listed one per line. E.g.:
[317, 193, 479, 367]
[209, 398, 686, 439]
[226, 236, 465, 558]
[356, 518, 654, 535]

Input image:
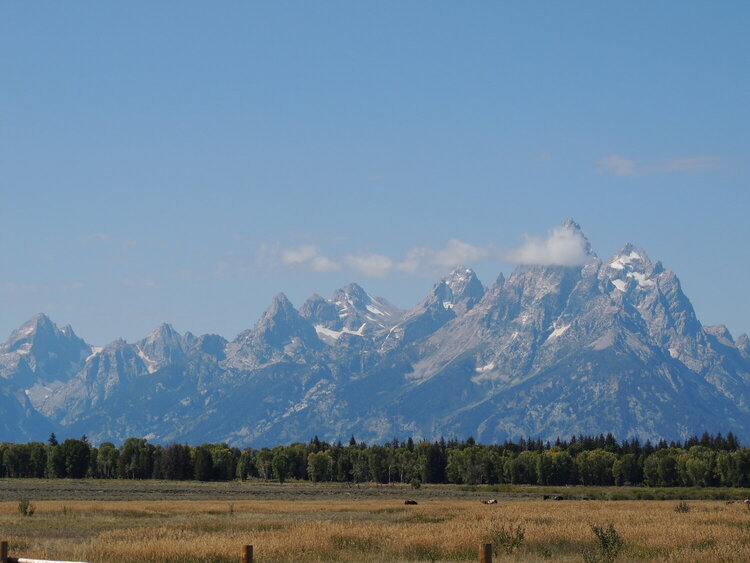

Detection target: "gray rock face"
[2, 222, 750, 446]
[0, 313, 90, 386]
[300, 283, 403, 345]
[225, 293, 323, 370]
[135, 324, 187, 373]
[382, 267, 484, 351]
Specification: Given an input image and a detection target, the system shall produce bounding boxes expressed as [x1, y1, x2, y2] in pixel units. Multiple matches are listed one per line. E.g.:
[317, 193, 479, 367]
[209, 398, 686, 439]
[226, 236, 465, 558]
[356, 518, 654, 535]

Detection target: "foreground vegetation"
[3, 432, 750, 489]
[4, 493, 750, 562]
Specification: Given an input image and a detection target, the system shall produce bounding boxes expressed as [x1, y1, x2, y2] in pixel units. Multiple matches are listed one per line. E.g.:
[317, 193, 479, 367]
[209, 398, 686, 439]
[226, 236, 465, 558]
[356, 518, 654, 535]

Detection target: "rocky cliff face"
[2, 222, 749, 446]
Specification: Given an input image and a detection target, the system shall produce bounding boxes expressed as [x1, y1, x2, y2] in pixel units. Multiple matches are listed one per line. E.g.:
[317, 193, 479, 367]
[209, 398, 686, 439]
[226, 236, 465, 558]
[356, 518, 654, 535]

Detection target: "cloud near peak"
[255, 222, 593, 278]
[503, 224, 592, 267]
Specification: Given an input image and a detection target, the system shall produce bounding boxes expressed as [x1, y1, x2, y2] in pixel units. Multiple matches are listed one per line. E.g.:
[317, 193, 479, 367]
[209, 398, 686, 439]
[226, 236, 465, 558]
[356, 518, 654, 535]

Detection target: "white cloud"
[308, 255, 342, 273]
[345, 253, 394, 278]
[398, 239, 492, 274]
[267, 244, 342, 273]
[598, 154, 724, 177]
[430, 239, 491, 267]
[504, 224, 590, 267]
[396, 249, 423, 275]
[281, 245, 318, 266]
[254, 224, 592, 278]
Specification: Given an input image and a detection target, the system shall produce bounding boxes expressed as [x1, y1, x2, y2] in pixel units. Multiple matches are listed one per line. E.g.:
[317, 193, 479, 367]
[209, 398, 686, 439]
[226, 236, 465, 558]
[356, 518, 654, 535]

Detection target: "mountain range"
[2, 220, 749, 447]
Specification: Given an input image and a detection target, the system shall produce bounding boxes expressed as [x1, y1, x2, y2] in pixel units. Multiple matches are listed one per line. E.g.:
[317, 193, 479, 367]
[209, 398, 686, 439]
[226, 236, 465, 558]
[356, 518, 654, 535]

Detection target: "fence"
[0, 542, 91, 563]
[3, 541, 495, 562]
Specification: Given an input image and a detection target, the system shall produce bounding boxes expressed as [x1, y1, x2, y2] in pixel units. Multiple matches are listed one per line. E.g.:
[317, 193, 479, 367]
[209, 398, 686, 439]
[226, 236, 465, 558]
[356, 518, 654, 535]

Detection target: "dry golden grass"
[3, 498, 750, 561]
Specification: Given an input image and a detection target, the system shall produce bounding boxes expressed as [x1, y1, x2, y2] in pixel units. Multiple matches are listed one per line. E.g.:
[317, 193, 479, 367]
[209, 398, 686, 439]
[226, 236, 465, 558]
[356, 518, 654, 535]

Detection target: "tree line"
[1, 432, 749, 488]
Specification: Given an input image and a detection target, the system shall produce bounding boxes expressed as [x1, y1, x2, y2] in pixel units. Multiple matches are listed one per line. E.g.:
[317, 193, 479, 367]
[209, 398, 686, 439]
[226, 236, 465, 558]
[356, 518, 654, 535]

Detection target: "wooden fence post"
[479, 542, 492, 563]
[1, 541, 8, 563]
[241, 544, 253, 563]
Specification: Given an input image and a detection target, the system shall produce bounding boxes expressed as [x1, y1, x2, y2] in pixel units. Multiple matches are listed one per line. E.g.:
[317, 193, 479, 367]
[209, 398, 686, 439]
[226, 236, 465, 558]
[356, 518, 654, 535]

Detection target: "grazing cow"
[552, 495, 563, 501]
[543, 495, 551, 500]
[482, 499, 497, 504]
[404, 500, 418, 505]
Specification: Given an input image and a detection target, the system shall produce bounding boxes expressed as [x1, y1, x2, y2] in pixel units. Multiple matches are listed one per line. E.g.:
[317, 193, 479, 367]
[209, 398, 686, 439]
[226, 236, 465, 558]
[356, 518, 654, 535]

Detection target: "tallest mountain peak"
[562, 217, 583, 231]
[561, 218, 595, 259]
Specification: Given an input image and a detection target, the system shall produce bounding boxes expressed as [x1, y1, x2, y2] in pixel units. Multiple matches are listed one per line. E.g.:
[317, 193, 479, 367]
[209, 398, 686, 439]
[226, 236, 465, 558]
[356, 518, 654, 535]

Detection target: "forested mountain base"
[2, 432, 749, 488]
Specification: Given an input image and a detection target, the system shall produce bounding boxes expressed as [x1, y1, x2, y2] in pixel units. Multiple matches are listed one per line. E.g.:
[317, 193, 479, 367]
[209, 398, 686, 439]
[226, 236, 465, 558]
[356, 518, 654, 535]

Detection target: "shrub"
[582, 523, 624, 563]
[410, 478, 421, 490]
[487, 522, 525, 555]
[674, 501, 690, 513]
[18, 499, 35, 517]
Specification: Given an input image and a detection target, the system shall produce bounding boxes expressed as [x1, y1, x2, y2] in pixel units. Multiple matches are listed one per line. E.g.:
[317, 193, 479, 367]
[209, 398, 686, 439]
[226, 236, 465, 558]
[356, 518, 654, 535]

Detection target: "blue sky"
[2, 2, 748, 344]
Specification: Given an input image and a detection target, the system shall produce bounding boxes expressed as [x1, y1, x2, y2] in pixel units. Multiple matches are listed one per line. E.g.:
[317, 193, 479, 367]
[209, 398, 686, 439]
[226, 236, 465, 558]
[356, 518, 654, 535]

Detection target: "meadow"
[3, 480, 750, 562]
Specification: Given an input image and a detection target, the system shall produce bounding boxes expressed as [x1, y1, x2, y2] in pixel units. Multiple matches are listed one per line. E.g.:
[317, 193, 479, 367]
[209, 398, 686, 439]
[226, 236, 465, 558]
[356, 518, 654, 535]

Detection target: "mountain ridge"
[2, 222, 749, 446]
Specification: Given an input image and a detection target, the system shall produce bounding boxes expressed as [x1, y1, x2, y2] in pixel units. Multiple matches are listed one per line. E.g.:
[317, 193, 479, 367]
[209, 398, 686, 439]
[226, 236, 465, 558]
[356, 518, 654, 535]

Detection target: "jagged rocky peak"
[334, 283, 400, 316]
[135, 323, 186, 371]
[300, 294, 339, 325]
[330, 282, 402, 332]
[477, 272, 506, 305]
[253, 293, 320, 349]
[562, 217, 596, 259]
[607, 243, 654, 270]
[332, 282, 369, 308]
[737, 333, 750, 357]
[382, 271, 474, 349]
[1, 313, 90, 382]
[433, 266, 485, 315]
[704, 325, 735, 347]
[192, 333, 228, 359]
[4, 313, 83, 350]
[140, 323, 182, 346]
[444, 266, 484, 300]
[299, 284, 403, 345]
[258, 293, 298, 324]
[603, 243, 663, 293]
[223, 293, 322, 368]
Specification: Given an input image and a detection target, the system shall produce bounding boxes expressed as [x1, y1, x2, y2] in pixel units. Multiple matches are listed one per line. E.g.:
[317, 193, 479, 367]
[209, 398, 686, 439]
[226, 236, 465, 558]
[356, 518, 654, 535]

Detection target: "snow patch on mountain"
[547, 324, 571, 340]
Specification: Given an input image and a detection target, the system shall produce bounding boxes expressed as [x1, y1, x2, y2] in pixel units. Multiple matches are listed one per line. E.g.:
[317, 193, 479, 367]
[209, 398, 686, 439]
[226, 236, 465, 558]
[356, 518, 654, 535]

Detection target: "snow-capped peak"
[605, 244, 658, 290]
[328, 283, 403, 331]
[608, 243, 652, 270]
